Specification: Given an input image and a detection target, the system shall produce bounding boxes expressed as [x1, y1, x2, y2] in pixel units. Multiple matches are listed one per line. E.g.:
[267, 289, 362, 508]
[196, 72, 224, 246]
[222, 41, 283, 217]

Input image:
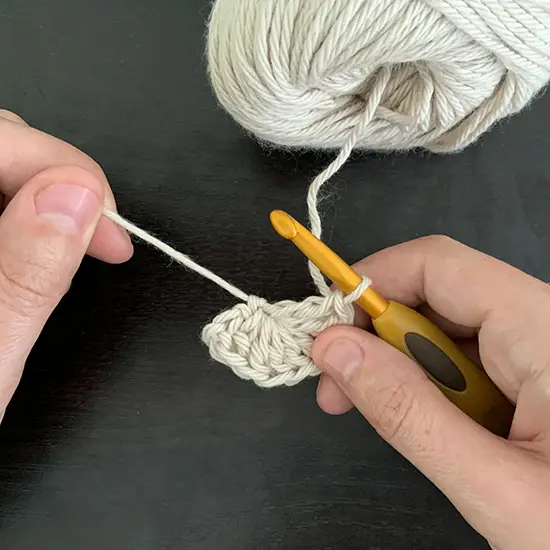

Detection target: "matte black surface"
[0, 2, 549, 549]
[404, 333, 466, 392]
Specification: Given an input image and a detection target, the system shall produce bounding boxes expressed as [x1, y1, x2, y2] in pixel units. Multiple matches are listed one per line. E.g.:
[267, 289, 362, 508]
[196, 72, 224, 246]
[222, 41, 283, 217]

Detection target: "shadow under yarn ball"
[208, 0, 550, 153]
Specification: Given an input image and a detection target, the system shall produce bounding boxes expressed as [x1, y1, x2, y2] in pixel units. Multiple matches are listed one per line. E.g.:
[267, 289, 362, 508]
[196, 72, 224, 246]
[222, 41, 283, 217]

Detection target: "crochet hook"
[269, 210, 514, 437]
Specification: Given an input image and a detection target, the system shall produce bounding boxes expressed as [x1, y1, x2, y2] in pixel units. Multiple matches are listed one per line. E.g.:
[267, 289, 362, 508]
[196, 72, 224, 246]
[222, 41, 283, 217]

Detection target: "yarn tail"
[103, 209, 249, 302]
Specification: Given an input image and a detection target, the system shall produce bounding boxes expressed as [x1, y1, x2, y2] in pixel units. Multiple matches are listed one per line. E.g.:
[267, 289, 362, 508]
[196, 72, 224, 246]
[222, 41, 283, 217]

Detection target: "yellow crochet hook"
[270, 210, 514, 437]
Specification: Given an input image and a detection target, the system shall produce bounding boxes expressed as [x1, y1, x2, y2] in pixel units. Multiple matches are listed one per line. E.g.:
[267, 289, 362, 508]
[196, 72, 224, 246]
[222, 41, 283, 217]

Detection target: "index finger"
[0, 114, 110, 199]
[0, 114, 133, 264]
[352, 235, 548, 329]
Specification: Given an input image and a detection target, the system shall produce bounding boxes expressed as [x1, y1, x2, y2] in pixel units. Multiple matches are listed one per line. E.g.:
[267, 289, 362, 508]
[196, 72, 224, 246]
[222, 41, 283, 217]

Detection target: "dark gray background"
[0, 1, 548, 549]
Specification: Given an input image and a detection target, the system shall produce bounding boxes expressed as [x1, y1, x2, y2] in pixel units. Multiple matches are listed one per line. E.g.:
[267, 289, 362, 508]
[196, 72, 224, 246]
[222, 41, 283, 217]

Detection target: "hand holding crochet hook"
[271, 210, 550, 550]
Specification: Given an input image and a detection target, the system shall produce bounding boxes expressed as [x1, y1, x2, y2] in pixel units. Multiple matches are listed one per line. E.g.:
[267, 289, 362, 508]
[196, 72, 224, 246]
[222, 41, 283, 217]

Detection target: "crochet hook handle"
[270, 210, 514, 437]
[371, 301, 513, 437]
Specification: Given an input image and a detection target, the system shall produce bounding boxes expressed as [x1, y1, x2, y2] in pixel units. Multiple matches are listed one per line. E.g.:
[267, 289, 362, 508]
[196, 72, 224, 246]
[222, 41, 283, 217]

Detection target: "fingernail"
[35, 184, 101, 233]
[322, 338, 363, 382]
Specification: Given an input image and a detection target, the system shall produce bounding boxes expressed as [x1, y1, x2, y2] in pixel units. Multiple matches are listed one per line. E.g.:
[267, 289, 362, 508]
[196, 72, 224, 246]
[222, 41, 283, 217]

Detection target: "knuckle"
[0, 244, 69, 314]
[369, 382, 417, 442]
[422, 234, 456, 248]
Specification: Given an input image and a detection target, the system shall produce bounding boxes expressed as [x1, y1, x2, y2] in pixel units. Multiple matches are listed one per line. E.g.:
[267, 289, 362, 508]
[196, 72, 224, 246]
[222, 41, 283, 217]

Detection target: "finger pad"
[88, 218, 134, 264]
[317, 374, 354, 415]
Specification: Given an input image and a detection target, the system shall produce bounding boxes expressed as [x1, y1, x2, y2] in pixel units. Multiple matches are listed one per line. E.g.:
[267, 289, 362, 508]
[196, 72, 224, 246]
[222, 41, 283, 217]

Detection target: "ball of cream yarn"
[208, 0, 550, 152]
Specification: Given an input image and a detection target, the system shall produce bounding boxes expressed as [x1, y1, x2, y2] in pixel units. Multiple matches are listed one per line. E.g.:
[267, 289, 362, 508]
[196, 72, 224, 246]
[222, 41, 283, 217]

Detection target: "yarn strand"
[306, 66, 393, 295]
[103, 209, 249, 303]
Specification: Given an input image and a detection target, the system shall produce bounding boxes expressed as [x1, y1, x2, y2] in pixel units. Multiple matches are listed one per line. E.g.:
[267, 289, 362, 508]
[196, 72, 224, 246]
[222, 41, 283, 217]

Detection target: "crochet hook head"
[270, 210, 388, 318]
[270, 210, 515, 436]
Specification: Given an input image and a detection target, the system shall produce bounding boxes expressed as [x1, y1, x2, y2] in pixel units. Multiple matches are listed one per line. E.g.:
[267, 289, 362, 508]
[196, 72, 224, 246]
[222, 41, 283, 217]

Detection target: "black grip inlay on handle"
[404, 333, 467, 392]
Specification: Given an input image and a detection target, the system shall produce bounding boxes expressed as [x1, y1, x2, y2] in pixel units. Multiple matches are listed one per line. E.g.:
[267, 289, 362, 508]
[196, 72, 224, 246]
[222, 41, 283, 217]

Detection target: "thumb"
[0, 165, 104, 412]
[311, 325, 527, 523]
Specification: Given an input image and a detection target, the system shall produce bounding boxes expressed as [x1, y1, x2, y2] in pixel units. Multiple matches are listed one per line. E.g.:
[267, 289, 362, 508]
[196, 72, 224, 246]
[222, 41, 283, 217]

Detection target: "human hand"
[0, 110, 133, 422]
[312, 236, 550, 550]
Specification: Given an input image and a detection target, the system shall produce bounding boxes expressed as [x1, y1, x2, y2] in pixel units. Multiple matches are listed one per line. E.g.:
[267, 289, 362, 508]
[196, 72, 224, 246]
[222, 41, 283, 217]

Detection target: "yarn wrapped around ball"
[208, 0, 550, 152]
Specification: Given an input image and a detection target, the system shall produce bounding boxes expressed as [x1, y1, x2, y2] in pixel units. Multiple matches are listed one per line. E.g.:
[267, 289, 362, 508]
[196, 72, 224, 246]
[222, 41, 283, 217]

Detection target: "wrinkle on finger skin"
[352, 236, 547, 330]
[0, 110, 28, 125]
